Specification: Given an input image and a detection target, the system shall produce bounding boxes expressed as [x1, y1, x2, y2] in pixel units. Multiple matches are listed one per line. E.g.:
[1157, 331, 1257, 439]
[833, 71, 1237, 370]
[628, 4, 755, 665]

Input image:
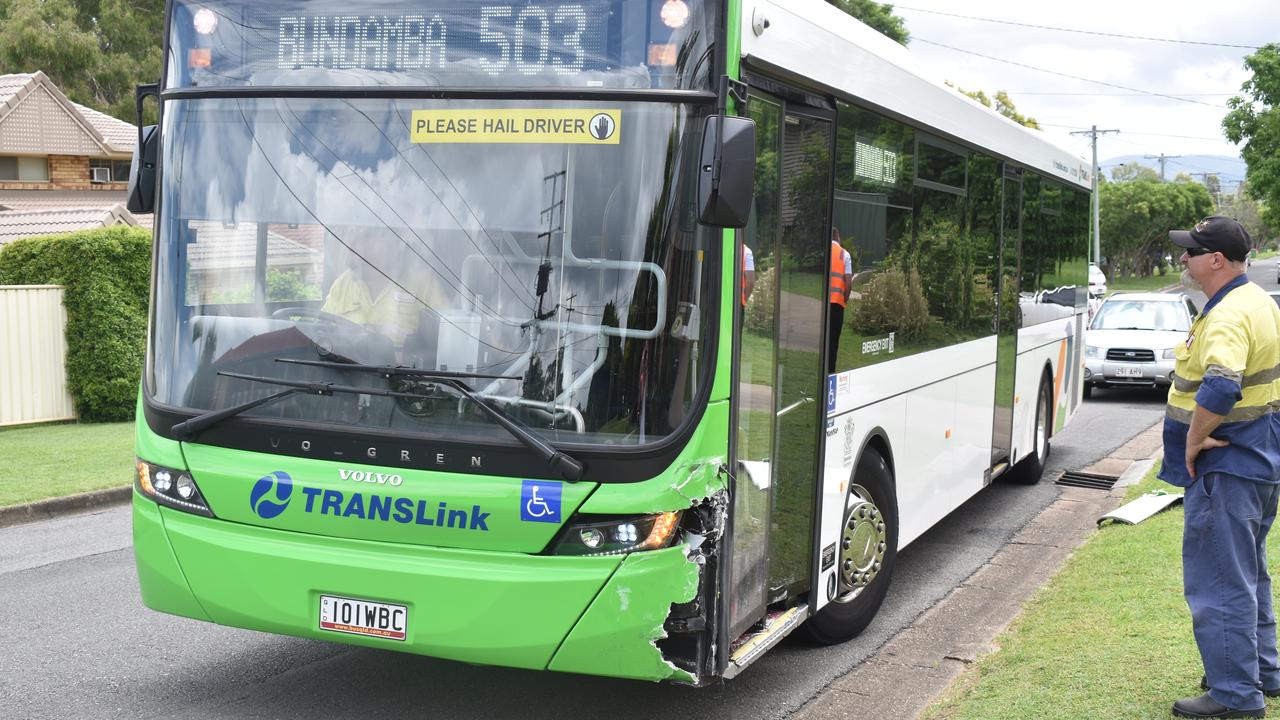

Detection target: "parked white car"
[1088, 263, 1107, 298]
[1084, 292, 1198, 398]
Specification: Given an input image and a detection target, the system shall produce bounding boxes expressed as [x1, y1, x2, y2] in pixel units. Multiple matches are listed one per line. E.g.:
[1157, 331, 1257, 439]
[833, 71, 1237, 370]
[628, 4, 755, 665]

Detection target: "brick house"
[0, 72, 136, 192]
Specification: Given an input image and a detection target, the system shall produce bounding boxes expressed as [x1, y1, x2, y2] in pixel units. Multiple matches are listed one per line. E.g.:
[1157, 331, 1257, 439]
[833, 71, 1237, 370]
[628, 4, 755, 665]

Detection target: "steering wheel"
[270, 306, 367, 332]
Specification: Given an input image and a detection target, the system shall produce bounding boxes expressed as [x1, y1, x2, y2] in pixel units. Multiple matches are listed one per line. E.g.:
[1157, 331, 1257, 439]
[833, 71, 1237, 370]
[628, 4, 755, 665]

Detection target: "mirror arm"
[711, 76, 749, 194]
[134, 84, 159, 148]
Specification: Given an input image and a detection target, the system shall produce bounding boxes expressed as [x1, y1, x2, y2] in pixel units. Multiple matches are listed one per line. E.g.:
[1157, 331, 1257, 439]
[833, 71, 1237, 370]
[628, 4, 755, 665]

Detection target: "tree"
[1223, 43, 1280, 229]
[0, 0, 163, 123]
[1111, 163, 1161, 183]
[1099, 180, 1214, 278]
[1218, 182, 1275, 250]
[949, 85, 1041, 129]
[826, 0, 909, 45]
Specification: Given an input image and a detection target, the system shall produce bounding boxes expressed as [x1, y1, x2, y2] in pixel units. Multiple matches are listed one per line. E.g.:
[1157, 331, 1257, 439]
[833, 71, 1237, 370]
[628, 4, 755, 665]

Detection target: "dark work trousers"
[827, 303, 844, 374]
[1184, 471, 1280, 711]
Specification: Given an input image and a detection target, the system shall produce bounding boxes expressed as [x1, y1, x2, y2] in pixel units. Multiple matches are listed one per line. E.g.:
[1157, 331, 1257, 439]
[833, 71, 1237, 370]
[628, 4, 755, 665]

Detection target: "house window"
[0, 156, 49, 182]
[89, 158, 132, 183]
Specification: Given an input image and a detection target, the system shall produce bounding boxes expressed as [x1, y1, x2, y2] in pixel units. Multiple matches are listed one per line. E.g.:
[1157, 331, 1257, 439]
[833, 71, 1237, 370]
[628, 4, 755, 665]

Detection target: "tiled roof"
[0, 189, 153, 232]
[187, 221, 319, 271]
[69, 102, 137, 153]
[0, 72, 134, 156]
[0, 204, 138, 245]
[0, 189, 128, 210]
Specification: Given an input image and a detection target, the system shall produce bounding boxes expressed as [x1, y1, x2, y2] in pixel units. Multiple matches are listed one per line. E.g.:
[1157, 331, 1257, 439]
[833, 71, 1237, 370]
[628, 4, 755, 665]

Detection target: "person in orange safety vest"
[828, 227, 853, 373]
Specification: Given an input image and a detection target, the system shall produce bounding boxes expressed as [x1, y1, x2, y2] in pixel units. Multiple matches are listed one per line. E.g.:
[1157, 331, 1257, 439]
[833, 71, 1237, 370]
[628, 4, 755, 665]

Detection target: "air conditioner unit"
[90, 166, 111, 184]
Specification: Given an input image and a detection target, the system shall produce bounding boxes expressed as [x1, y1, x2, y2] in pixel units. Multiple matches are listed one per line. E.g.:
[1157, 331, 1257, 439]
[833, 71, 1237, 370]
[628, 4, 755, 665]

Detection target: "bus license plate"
[1115, 366, 1143, 378]
[319, 595, 407, 641]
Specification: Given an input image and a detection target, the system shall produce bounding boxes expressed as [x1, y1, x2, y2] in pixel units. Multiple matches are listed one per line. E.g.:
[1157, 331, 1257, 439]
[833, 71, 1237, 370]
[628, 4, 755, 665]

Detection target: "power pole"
[1144, 153, 1182, 181]
[1070, 125, 1119, 265]
[1190, 172, 1221, 207]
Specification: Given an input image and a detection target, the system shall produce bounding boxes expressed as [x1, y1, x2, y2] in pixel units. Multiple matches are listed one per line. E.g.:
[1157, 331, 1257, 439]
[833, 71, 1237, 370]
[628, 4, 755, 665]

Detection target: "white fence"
[0, 285, 76, 427]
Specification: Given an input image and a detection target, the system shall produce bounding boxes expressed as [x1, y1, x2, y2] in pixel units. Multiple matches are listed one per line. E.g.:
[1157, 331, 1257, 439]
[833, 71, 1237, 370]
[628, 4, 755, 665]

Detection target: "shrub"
[744, 264, 776, 335]
[850, 265, 930, 342]
[0, 226, 151, 421]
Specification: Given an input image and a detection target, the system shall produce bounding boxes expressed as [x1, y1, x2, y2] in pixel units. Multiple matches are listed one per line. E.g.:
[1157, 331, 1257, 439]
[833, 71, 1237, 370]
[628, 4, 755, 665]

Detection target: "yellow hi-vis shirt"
[1159, 277, 1280, 487]
[320, 270, 439, 344]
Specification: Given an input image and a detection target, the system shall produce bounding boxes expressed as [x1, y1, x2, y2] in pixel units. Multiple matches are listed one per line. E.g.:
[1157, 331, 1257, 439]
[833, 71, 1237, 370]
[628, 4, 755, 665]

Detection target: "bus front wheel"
[798, 447, 898, 645]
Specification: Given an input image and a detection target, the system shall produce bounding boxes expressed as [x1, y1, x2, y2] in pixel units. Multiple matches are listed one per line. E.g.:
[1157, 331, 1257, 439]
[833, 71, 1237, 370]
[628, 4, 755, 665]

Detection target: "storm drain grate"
[1055, 471, 1119, 491]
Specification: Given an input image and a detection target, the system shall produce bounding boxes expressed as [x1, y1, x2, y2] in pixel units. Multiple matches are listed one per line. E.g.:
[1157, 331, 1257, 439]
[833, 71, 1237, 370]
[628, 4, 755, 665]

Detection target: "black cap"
[1170, 216, 1252, 262]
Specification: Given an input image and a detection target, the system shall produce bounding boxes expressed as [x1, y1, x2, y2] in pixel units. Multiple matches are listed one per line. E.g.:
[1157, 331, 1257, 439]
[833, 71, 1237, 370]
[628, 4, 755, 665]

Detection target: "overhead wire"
[914, 37, 1228, 108]
[896, 6, 1262, 49]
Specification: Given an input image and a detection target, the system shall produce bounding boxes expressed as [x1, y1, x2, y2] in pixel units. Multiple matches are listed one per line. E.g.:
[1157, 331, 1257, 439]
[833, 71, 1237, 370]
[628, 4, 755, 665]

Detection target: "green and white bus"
[129, 0, 1092, 684]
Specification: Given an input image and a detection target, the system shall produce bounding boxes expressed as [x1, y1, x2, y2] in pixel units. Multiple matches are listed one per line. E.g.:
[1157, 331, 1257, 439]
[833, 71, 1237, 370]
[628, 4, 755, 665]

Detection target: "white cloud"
[892, 0, 1276, 168]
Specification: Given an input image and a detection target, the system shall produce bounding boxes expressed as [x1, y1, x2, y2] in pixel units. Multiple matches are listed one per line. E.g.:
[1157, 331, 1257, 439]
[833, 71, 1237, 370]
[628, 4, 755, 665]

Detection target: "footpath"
[794, 421, 1165, 720]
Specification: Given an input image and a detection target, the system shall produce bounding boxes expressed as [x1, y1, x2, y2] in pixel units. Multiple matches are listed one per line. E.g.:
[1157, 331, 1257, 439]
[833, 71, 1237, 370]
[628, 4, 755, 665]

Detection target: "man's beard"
[1180, 268, 1203, 293]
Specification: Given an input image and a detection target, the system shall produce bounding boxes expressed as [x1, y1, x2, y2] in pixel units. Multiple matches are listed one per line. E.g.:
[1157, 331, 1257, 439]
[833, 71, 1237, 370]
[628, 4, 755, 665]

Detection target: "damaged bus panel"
[131, 0, 1089, 683]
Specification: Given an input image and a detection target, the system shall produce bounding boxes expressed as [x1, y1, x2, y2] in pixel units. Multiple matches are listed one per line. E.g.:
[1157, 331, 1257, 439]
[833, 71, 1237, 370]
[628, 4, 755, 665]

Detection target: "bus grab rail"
[460, 253, 668, 340]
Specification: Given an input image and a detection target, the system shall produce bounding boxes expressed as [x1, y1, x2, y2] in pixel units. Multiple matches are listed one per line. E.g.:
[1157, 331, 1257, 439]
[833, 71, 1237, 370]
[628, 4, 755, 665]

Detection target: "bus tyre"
[798, 448, 897, 645]
[1011, 378, 1053, 485]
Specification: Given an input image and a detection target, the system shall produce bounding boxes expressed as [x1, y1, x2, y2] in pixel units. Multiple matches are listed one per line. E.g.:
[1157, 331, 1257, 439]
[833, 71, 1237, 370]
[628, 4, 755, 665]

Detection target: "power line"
[1003, 90, 1233, 96]
[915, 37, 1228, 108]
[1040, 123, 1235, 143]
[897, 6, 1262, 49]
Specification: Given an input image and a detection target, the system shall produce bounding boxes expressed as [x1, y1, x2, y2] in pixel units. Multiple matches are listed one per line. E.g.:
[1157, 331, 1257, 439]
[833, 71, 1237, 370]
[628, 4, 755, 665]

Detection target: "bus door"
[726, 84, 833, 644]
[990, 166, 1022, 472]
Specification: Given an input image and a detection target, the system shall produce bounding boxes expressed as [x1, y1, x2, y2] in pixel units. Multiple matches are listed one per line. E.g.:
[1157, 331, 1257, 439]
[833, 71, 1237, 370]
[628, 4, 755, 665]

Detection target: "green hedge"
[0, 226, 151, 421]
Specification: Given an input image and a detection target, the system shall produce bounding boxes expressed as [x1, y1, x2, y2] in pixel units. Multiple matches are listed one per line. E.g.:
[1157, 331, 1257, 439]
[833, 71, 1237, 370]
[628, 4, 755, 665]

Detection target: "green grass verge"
[1108, 273, 1179, 293]
[0, 422, 134, 507]
[924, 464, 1280, 719]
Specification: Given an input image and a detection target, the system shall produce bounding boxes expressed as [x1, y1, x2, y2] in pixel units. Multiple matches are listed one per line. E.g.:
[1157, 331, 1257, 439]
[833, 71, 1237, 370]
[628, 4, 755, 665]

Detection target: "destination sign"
[274, 5, 604, 77]
[409, 108, 621, 144]
[169, 0, 711, 90]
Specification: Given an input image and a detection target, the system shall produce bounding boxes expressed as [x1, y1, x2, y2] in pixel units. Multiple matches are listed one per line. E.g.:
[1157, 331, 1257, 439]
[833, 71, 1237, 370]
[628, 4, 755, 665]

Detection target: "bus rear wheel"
[798, 448, 898, 645]
[1010, 377, 1053, 485]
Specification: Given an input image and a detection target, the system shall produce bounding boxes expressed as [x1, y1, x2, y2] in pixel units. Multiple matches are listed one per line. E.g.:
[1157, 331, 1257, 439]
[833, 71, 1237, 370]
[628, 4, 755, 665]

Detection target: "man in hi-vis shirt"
[1161, 216, 1280, 719]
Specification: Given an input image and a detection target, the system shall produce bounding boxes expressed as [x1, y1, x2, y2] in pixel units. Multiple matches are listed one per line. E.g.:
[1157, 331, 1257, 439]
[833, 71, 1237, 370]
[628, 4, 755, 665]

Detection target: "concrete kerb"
[0, 485, 131, 529]
[792, 420, 1166, 720]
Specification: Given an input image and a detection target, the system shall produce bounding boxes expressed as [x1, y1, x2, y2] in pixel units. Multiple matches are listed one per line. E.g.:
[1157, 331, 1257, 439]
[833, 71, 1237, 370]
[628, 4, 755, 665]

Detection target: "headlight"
[1163, 348, 1177, 359]
[549, 511, 682, 556]
[136, 459, 214, 517]
[1086, 345, 1101, 358]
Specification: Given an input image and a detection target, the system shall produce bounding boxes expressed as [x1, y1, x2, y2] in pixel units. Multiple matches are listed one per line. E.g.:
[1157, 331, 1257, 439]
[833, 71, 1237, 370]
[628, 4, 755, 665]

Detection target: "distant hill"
[1099, 154, 1246, 191]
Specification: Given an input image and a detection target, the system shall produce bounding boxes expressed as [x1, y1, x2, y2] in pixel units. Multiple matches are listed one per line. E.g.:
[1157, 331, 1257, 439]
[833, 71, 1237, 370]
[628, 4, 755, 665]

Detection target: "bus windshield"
[149, 97, 717, 447]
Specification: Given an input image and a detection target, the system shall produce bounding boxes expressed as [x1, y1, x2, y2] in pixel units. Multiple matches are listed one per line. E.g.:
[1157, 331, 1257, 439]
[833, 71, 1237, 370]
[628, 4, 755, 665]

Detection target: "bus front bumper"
[133, 492, 699, 682]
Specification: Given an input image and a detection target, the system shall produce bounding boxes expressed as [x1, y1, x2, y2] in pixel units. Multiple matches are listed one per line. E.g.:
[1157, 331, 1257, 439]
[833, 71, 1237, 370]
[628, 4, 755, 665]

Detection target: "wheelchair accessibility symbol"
[520, 480, 562, 523]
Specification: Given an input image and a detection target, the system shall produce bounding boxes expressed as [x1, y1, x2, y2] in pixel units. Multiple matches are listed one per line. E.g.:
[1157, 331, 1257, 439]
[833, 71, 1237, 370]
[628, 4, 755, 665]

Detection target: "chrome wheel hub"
[836, 484, 887, 602]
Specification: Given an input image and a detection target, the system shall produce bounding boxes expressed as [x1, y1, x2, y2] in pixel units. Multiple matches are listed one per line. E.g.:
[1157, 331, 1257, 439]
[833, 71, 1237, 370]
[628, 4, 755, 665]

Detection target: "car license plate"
[319, 595, 407, 641]
[1115, 366, 1143, 378]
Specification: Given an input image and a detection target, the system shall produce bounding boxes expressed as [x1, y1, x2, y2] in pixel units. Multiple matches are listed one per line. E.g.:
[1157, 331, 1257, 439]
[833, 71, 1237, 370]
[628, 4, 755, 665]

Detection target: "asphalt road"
[0, 391, 1168, 720]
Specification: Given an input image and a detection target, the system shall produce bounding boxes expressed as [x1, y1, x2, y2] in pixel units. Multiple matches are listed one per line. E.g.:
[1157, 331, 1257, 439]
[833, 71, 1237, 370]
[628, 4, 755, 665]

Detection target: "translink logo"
[248, 472, 491, 532]
[299, 488, 491, 531]
[249, 471, 293, 519]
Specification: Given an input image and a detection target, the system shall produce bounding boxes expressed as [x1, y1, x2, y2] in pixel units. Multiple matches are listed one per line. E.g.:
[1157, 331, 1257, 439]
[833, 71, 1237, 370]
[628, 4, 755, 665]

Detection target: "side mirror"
[126, 125, 159, 214]
[127, 83, 160, 214]
[697, 115, 756, 228]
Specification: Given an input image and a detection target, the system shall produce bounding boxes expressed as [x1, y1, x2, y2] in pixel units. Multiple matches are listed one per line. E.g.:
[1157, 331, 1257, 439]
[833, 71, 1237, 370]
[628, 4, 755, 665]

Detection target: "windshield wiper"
[274, 358, 584, 481]
[170, 372, 438, 440]
[276, 357, 521, 382]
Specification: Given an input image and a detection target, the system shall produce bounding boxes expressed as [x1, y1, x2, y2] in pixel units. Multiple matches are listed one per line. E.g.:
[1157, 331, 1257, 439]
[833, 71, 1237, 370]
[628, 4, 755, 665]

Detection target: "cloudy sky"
[889, 1, 1276, 186]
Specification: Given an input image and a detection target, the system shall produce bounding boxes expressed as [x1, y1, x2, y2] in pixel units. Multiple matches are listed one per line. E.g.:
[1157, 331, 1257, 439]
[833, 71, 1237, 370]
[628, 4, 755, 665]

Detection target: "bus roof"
[739, 0, 1093, 191]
